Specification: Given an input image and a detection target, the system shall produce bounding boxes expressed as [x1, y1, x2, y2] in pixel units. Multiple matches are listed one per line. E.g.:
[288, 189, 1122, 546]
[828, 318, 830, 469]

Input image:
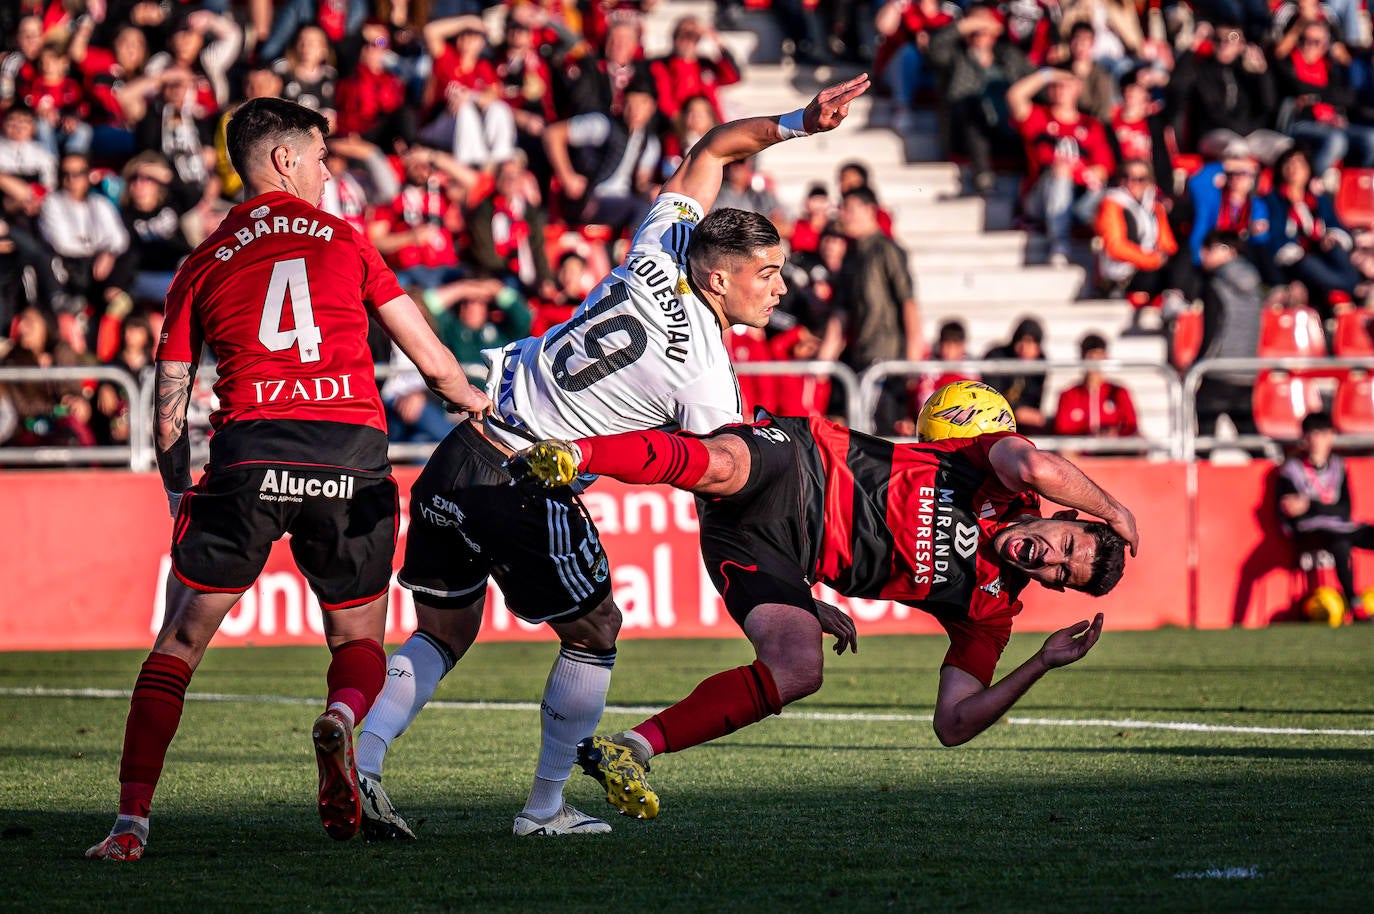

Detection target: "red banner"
[2, 459, 1368, 651]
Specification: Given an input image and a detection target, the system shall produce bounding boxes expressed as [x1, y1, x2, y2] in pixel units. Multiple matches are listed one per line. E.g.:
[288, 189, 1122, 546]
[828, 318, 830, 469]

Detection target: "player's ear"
[1051, 509, 1080, 521]
[270, 144, 294, 174]
[708, 266, 729, 296]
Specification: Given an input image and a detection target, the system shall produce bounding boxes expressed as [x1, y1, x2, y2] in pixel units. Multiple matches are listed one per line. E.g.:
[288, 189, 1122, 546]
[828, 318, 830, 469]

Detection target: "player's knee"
[699, 436, 751, 494]
[772, 654, 823, 703]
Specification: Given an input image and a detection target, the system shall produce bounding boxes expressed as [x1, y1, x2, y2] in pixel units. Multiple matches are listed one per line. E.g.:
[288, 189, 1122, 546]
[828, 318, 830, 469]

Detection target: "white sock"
[356, 632, 454, 779]
[617, 728, 654, 764]
[326, 701, 355, 730]
[522, 645, 615, 819]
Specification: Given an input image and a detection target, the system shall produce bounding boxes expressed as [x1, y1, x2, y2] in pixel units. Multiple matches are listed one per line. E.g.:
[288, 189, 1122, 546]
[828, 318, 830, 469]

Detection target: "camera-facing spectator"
[1096, 159, 1186, 331]
[1053, 333, 1139, 438]
[371, 145, 475, 289]
[0, 105, 56, 190]
[116, 153, 192, 307]
[650, 16, 740, 123]
[93, 310, 156, 445]
[334, 22, 413, 147]
[80, 24, 160, 159]
[543, 77, 660, 234]
[661, 94, 719, 181]
[258, 0, 367, 68]
[927, 4, 1032, 195]
[422, 16, 516, 170]
[567, 17, 651, 118]
[0, 304, 95, 448]
[1008, 66, 1116, 265]
[789, 184, 834, 256]
[21, 46, 91, 157]
[983, 316, 1049, 434]
[1275, 18, 1374, 175]
[1179, 21, 1277, 142]
[914, 318, 980, 412]
[495, 12, 559, 146]
[468, 152, 554, 295]
[145, 10, 243, 113]
[1060, 21, 1115, 123]
[0, 16, 44, 109]
[136, 66, 215, 203]
[272, 26, 338, 119]
[1059, 0, 1144, 75]
[1111, 65, 1173, 191]
[1264, 144, 1360, 318]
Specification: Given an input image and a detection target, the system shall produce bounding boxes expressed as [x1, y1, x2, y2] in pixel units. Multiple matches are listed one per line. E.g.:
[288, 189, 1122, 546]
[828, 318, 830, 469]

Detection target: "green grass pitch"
[2, 627, 1372, 913]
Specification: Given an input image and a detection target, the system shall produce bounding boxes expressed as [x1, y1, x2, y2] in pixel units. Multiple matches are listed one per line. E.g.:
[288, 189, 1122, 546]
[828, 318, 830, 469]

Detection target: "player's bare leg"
[513, 597, 620, 836]
[86, 580, 242, 860]
[355, 598, 484, 840]
[313, 594, 389, 841]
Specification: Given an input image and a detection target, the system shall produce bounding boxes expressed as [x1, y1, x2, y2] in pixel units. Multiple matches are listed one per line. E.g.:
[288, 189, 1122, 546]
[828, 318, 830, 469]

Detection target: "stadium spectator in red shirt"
[85, 98, 490, 862]
[836, 160, 895, 236]
[649, 15, 741, 123]
[1276, 18, 1374, 174]
[22, 46, 91, 156]
[875, 0, 960, 133]
[517, 413, 1134, 818]
[787, 183, 833, 256]
[467, 152, 554, 295]
[0, 15, 43, 108]
[1109, 66, 1173, 192]
[1053, 333, 1139, 438]
[79, 24, 160, 159]
[914, 318, 979, 418]
[422, 16, 517, 168]
[494, 12, 559, 147]
[661, 94, 719, 181]
[370, 145, 474, 289]
[334, 23, 414, 148]
[1008, 66, 1116, 265]
[567, 17, 651, 117]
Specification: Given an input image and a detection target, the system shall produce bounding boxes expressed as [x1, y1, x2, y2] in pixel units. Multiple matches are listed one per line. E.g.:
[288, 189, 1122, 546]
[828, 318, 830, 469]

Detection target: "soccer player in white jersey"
[355, 74, 871, 838]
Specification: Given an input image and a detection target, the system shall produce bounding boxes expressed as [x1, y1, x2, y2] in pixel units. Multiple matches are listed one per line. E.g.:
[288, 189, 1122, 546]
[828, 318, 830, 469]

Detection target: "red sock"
[633, 660, 782, 755]
[117, 652, 194, 817]
[326, 639, 387, 724]
[574, 430, 710, 488]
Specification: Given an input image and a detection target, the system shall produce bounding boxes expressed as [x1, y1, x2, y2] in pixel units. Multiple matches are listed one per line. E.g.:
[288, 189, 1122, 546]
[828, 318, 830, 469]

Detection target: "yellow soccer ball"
[1302, 585, 1345, 627]
[917, 381, 1017, 442]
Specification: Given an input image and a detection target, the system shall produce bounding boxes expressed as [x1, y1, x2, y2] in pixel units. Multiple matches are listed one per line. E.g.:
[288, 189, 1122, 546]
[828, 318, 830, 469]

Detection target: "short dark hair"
[686, 207, 781, 275]
[1080, 333, 1108, 357]
[1069, 21, 1095, 41]
[226, 97, 329, 181]
[1302, 411, 1334, 434]
[938, 320, 966, 344]
[1080, 522, 1127, 597]
[841, 185, 879, 209]
[838, 161, 869, 184]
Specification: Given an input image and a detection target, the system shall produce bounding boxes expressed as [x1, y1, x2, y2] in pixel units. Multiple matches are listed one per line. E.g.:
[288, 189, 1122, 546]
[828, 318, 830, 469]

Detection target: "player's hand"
[816, 599, 858, 655]
[1108, 503, 1139, 557]
[802, 73, 871, 135]
[444, 384, 494, 419]
[1038, 613, 1103, 669]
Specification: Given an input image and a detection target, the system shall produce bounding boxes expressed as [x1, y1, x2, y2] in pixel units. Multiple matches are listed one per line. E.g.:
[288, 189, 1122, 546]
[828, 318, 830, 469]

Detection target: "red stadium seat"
[1337, 168, 1374, 231]
[1171, 304, 1205, 370]
[1257, 306, 1328, 359]
[1253, 370, 1322, 439]
[1333, 370, 1374, 433]
[1332, 310, 1374, 356]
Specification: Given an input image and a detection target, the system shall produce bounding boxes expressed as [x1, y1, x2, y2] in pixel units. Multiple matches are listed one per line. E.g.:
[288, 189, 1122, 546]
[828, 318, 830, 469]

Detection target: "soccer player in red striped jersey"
[86, 98, 491, 861]
[512, 414, 1137, 819]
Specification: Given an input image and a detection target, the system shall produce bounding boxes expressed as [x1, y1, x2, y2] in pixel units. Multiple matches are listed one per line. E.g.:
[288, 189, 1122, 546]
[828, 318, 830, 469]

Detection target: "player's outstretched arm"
[989, 436, 1139, 555]
[662, 73, 870, 211]
[374, 292, 493, 418]
[932, 613, 1104, 746]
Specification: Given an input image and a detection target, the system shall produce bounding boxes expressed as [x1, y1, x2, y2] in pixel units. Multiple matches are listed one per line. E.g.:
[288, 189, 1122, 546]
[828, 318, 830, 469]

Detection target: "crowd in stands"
[8, 0, 1374, 455]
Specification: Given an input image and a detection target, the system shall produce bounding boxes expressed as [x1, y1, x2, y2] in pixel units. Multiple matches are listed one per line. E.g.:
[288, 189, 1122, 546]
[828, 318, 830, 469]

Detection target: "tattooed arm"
[155, 359, 196, 516]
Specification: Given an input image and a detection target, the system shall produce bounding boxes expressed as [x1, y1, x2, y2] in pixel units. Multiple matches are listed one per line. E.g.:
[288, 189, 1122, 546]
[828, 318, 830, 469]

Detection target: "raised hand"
[1039, 613, 1104, 669]
[815, 599, 858, 655]
[802, 73, 871, 134]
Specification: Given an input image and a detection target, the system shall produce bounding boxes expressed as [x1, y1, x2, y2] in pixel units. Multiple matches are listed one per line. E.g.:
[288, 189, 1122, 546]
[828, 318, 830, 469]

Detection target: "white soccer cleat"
[512, 804, 612, 836]
[85, 832, 144, 861]
[358, 772, 416, 841]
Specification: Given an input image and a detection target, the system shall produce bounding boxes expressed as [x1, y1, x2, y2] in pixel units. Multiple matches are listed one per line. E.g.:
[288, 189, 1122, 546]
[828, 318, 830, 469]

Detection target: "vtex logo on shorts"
[258, 469, 355, 502]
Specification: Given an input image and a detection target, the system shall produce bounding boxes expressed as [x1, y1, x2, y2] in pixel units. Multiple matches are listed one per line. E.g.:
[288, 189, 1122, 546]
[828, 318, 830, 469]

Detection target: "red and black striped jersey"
[770, 414, 1041, 682]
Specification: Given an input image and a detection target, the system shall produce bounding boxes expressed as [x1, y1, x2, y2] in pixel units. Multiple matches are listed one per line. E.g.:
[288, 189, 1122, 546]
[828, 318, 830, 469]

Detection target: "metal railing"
[0, 365, 147, 469]
[1181, 356, 1374, 461]
[733, 359, 864, 429]
[857, 359, 1187, 459]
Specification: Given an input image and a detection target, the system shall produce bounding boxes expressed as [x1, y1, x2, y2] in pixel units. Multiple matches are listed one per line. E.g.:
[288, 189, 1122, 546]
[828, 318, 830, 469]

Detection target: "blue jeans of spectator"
[259, 0, 368, 62]
[1027, 172, 1105, 257]
[386, 396, 454, 444]
[395, 265, 465, 290]
[1287, 245, 1361, 317]
[35, 119, 92, 157]
[1287, 120, 1374, 172]
[885, 42, 928, 111]
[131, 271, 177, 305]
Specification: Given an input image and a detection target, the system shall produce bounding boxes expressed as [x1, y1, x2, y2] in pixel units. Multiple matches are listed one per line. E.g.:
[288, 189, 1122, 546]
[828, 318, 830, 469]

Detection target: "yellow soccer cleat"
[513, 440, 582, 488]
[576, 735, 660, 819]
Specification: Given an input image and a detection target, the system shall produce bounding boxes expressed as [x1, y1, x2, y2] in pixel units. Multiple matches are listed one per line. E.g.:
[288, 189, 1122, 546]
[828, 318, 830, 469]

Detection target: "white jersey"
[483, 192, 743, 449]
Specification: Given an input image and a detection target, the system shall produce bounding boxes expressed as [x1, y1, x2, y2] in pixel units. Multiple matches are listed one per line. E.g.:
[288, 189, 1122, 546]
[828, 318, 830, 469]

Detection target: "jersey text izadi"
[628, 255, 691, 364]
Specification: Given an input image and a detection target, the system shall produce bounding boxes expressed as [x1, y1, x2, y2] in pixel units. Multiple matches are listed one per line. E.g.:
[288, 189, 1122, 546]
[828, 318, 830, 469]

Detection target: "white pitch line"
[5, 686, 1374, 737]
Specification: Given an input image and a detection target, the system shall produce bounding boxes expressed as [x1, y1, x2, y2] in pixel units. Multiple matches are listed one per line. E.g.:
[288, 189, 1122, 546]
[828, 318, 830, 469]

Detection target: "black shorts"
[399, 422, 612, 623]
[172, 464, 399, 610]
[699, 419, 821, 628]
